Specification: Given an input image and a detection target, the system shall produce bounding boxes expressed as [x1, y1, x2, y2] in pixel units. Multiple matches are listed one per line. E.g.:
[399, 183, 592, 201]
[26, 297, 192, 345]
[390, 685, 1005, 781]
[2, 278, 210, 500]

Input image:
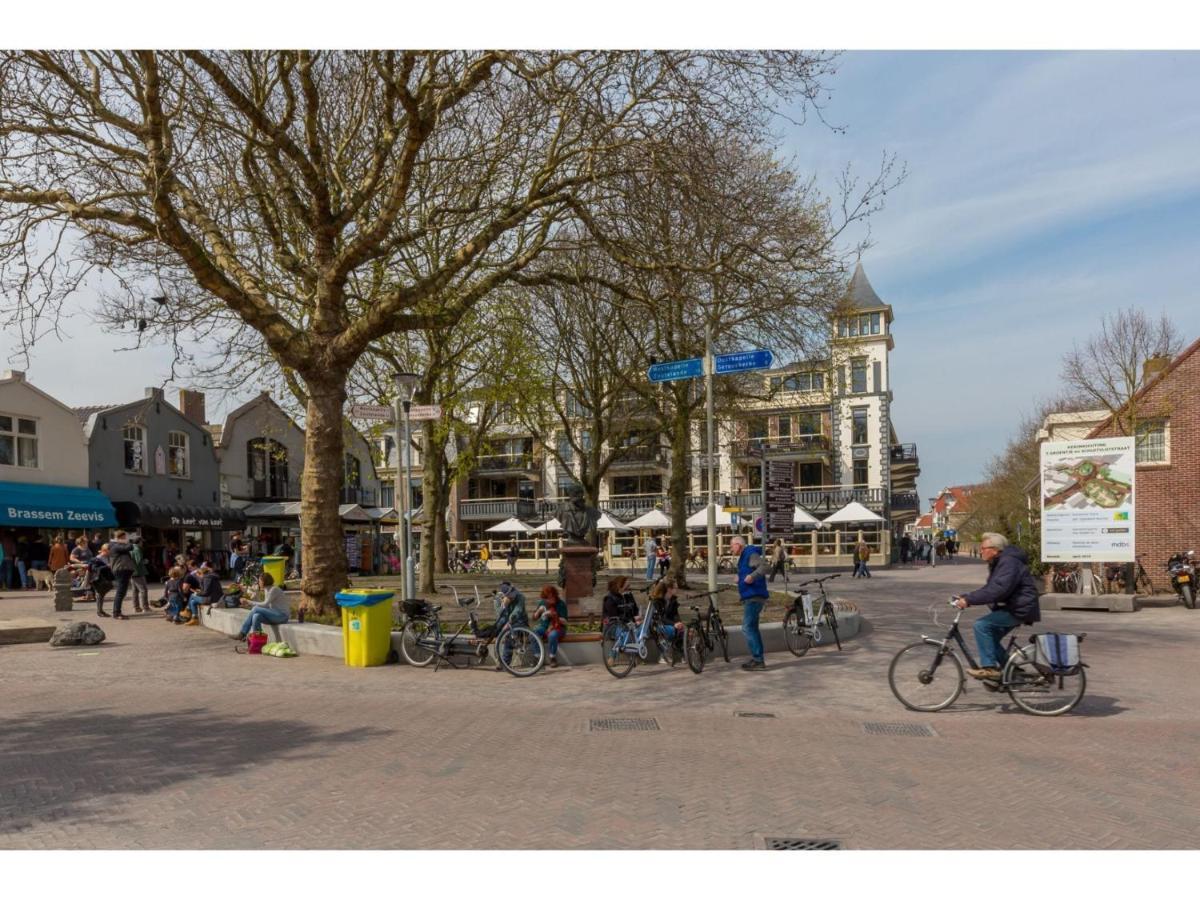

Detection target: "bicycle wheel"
[1004, 648, 1086, 716]
[601, 622, 637, 679]
[497, 626, 545, 677]
[888, 642, 964, 712]
[399, 619, 437, 667]
[685, 624, 705, 674]
[1136, 570, 1153, 595]
[782, 609, 813, 657]
[713, 615, 730, 663]
[824, 605, 842, 651]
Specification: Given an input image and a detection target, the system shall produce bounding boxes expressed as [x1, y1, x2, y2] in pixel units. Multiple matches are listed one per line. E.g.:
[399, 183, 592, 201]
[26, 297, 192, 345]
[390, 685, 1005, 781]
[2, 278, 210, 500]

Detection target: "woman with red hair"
[532, 584, 569, 667]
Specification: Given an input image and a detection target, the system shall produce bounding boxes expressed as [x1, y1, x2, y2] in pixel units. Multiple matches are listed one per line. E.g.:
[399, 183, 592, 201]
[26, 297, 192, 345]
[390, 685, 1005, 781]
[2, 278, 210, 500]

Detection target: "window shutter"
[873, 361, 882, 392]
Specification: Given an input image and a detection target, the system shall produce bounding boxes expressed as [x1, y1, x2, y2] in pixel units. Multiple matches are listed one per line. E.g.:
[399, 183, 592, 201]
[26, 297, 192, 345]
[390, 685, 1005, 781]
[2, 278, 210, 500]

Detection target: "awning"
[821, 501, 885, 526]
[241, 502, 376, 524]
[0, 481, 117, 528]
[113, 501, 247, 530]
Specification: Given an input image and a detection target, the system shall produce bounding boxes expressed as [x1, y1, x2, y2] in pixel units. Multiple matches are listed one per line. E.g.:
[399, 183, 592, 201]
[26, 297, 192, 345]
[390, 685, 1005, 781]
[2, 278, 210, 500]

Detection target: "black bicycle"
[398, 586, 545, 677]
[782, 574, 842, 656]
[888, 599, 1088, 716]
[682, 589, 730, 674]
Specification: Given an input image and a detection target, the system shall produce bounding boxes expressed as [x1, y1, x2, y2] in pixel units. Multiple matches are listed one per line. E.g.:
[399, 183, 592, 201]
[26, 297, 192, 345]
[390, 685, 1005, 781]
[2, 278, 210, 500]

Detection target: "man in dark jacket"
[954, 532, 1040, 680]
[107, 531, 136, 619]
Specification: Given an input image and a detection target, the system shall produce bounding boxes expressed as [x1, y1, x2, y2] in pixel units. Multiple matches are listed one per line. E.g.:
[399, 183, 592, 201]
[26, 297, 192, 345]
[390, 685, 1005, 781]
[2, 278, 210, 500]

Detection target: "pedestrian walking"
[769, 538, 788, 584]
[643, 534, 658, 582]
[130, 534, 150, 612]
[899, 534, 912, 565]
[656, 540, 670, 579]
[730, 535, 770, 670]
[48, 534, 70, 576]
[106, 530, 136, 619]
[506, 539, 519, 575]
[89, 545, 115, 617]
[855, 539, 872, 578]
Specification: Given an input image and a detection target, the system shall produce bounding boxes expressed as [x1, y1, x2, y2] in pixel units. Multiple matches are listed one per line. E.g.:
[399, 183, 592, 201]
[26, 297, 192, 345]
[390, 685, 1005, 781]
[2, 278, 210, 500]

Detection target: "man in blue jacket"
[731, 535, 771, 670]
[953, 532, 1041, 680]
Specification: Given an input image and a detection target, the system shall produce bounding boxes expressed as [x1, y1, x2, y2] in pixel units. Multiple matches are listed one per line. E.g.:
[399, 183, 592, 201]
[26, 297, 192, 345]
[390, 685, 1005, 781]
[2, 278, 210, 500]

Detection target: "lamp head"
[393, 371, 419, 402]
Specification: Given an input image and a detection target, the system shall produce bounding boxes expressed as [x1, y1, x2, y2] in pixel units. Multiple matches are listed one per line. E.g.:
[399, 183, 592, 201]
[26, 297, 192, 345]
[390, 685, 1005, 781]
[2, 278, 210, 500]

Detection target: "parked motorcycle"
[1166, 551, 1196, 609]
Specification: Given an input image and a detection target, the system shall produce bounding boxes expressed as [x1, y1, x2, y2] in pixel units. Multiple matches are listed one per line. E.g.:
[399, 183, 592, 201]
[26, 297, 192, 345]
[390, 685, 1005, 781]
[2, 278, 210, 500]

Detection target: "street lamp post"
[928, 497, 938, 568]
[393, 372, 420, 605]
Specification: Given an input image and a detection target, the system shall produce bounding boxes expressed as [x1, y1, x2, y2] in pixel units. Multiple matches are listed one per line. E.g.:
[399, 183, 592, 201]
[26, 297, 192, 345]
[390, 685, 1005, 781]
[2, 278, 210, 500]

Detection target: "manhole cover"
[862, 722, 937, 737]
[589, 717, 660, 732]
[735, 712, 777, 719]
[764, 837, 841, 850]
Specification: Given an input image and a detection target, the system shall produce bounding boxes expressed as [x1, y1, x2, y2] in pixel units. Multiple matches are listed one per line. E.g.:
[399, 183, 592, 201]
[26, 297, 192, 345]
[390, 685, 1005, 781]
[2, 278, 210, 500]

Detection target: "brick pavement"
[1, 560, 1198, 849]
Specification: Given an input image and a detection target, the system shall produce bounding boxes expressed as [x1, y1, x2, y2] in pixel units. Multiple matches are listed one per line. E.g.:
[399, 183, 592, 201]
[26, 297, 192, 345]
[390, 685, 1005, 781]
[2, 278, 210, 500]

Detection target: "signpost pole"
[705, 323, 717, 593]
[403, 401, 416, 601]
[760, 455, 768, 549]
[394, 400, 408, 607]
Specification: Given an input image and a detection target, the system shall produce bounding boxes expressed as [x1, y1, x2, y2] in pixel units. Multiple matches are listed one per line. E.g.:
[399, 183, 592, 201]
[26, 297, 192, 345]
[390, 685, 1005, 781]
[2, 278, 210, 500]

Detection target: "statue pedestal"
[561, 544, 599, 604]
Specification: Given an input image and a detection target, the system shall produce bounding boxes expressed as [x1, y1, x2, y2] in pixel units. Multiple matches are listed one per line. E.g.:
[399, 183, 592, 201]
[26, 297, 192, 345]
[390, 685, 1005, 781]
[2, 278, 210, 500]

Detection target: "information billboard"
[1040, 436, 1135, 563]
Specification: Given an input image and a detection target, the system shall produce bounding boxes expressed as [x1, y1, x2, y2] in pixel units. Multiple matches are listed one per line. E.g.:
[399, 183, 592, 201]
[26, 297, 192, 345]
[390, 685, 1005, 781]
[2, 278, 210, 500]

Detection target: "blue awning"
[0, 481, 118, 528]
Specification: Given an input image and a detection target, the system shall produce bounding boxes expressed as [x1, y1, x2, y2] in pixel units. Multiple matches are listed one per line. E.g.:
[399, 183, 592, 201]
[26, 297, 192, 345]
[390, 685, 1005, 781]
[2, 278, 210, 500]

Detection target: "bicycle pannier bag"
[1035, 633, 1080, 672]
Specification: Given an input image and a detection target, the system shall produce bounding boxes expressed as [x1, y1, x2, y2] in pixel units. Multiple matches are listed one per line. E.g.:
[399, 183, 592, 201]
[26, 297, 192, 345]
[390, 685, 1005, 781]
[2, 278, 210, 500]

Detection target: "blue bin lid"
[335, 590, 395, 607]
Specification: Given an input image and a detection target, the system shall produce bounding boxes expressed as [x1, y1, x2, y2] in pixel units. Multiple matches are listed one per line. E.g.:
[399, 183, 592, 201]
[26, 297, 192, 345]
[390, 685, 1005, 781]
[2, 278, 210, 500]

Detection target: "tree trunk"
[419, 428, 448, 593]
[299, 378, 349, 615]
[667, 402, 691, 587]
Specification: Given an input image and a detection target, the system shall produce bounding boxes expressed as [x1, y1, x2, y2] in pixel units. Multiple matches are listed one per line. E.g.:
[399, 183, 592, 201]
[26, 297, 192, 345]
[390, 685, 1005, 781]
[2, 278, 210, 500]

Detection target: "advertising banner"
[1040, 437, 1135, 562]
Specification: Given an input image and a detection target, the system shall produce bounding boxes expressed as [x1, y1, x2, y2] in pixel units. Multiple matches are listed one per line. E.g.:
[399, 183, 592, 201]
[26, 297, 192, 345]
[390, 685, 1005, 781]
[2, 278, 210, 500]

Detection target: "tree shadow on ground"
[0, 707, 392, 833]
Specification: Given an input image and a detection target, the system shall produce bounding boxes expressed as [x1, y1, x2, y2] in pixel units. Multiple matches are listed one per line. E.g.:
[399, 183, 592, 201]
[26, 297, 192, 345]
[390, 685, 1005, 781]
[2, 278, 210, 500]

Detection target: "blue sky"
[3, 51, 1199, 510]
[783, 51, 1200, 504]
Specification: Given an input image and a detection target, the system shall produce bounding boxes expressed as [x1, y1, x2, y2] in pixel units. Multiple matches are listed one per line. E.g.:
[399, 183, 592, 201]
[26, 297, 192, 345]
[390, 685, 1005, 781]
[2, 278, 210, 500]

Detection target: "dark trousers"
[111, 570, 133, 616]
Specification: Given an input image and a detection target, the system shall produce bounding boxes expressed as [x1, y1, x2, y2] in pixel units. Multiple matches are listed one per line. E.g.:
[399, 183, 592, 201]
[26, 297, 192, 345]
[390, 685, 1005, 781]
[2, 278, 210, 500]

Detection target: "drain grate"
[862, 721, 937, 737]
[735, 711, 777, 719]
[589, 717, 660, 732]
[765, 837, 841, 850]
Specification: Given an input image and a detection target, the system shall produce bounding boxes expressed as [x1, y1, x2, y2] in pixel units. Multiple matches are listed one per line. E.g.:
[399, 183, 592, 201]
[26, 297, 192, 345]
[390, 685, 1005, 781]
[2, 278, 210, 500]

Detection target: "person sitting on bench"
[183, 561, 225, 625]
[234, 572, 290, 641]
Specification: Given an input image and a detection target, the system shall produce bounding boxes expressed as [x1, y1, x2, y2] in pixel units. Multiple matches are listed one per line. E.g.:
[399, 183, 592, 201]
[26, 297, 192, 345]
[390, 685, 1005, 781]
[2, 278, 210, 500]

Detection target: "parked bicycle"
[601, 587, 680, 678]
[782, 574, 843, 656]
[682, 589, 730, 674]
[1051, 564, 1079, 594]
[398, 586, 545, 677]
[888, 599, 1087, 716]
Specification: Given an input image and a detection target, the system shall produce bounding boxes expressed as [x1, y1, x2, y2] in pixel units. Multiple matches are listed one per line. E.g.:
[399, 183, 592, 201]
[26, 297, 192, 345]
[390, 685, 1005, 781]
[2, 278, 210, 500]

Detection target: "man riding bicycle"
[953, 532, 1040, 680]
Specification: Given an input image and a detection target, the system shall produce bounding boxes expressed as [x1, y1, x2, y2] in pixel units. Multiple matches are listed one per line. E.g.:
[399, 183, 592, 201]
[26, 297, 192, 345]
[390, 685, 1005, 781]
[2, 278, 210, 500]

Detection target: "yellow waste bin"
[335, 589, 395, 667]
[261, 555, 287, 588]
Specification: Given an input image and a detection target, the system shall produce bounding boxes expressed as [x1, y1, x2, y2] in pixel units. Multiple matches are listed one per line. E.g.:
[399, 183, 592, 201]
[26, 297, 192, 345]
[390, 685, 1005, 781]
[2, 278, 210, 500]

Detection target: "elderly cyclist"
[953, 532, 1041, 680]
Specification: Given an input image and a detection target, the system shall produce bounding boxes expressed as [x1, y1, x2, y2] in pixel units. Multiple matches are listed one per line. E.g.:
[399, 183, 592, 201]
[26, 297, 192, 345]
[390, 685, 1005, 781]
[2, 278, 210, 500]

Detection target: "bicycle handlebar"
[794, 574, 840, 589]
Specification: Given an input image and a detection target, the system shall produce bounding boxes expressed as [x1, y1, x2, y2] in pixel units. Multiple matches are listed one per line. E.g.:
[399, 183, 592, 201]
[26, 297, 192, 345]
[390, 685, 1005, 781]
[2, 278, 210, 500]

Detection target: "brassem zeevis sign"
[6, 507, 107, 524]
[1040, 436, 1136, 563]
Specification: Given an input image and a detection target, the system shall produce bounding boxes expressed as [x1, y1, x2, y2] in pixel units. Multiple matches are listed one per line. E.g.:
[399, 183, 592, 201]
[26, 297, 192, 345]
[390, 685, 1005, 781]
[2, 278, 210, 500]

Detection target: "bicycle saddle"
[690, 606, 711, 621]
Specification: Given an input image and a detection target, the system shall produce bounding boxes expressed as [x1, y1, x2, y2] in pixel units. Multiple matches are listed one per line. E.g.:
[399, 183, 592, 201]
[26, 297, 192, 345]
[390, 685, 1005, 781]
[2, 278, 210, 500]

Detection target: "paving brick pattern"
[1, 560, 1198, 850]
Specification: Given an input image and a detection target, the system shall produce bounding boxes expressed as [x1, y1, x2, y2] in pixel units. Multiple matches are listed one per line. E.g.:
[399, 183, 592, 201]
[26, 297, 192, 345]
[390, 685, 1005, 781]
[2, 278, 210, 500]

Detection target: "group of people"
[898, 534, 959, 566]
[642, 535, 672, 582]
[472, 580, 570, 667]
[0, 529, 110, 590]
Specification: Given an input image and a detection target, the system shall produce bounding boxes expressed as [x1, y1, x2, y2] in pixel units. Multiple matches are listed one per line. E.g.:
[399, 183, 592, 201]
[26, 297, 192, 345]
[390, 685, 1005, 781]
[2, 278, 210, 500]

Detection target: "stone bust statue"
[559, 484, 600, 545]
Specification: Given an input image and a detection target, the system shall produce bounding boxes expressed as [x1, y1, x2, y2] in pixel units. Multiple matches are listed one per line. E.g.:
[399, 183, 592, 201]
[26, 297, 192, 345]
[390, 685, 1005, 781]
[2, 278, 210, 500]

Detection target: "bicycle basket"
[1034, 633, 1081, 672]
[402, 598, 431, 618]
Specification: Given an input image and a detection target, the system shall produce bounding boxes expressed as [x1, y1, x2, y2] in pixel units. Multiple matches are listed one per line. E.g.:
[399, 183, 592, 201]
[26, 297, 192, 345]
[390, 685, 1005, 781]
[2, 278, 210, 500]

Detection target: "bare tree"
[1060, 308, 1183, 437]
[0, 50, 835, 611]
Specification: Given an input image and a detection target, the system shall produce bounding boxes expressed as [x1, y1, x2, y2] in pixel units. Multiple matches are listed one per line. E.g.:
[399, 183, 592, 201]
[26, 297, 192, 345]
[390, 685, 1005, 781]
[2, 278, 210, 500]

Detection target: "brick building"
[1086, 337, 1200, 590]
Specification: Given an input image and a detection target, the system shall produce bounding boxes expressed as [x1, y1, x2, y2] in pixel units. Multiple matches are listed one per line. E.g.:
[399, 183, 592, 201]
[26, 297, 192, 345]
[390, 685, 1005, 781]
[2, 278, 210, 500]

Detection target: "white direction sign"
[408, 404, 442, 421]
[350, 403, 393, 421]
[1040, 436, 1135, 563]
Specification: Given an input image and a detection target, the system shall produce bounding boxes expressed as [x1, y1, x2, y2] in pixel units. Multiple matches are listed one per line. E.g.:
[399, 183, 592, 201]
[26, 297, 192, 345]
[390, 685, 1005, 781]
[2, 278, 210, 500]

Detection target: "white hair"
[980, 532, 1009, 551]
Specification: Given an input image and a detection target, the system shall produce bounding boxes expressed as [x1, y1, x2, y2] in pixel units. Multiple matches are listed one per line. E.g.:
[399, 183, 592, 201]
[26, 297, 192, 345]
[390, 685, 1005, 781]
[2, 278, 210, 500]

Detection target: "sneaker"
[741, 659, 766, 671]
[185, 617, 199, 626]
[966, 666, 1001, 680]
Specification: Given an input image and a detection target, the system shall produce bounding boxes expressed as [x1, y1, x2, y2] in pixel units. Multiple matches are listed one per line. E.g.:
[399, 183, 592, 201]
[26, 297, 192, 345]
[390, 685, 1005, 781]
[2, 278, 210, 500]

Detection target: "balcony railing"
[474, 453, 537, 473]
[601, 493, 665, 519]
[890, 443, 919, 463]
[459, 498, 538, 521]
[729, 486, 887, 512]
[731, 434, 831, 458]
[890, 491, 920, 511]
[248, 476, 301, 501]
[610, 445, 667, 469]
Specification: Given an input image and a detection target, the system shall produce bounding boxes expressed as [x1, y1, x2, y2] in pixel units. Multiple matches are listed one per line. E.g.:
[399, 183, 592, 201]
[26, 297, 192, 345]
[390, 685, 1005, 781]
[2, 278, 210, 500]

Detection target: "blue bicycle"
[601, 589, 681, 678]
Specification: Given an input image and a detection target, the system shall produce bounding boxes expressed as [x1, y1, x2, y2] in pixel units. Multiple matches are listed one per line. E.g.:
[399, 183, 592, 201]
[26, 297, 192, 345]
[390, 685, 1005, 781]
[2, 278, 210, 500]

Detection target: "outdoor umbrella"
[821, 501, 884, 525]
[596, 512, 633, 531]
[793, 506, 821, 527]
[485, 517, 533, 533]
[533, 517, 562, 533]
[685, 504, 734, 529]
[627, 508, 671, 529]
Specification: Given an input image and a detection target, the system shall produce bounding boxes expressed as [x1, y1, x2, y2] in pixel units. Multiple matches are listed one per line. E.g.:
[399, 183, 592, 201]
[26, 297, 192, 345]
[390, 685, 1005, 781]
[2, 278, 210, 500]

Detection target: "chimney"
[3, 370, 25, 381]
[1142, 355, 1171, 383]
[145, 387, 164, 400]
[179, 389, 207, 426]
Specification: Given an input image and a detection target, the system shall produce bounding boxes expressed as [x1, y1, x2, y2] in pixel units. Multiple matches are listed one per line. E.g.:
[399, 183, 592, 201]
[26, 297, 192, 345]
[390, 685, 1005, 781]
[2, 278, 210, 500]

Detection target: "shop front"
[112, 501, 247, 579]
[1, 481, 117, 586]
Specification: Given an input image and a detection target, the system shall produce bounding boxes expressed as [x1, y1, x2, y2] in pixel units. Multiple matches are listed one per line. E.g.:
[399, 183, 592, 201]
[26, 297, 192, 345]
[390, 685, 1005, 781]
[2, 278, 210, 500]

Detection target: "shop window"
[168, 430, 190, 477]
[0, 413, 38, 468]
[123, 424, 147, 474]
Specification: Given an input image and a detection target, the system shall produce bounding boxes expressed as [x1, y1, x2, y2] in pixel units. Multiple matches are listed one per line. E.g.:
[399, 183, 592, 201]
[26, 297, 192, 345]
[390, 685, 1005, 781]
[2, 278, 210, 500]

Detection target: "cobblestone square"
[2, 561, 1198, 850]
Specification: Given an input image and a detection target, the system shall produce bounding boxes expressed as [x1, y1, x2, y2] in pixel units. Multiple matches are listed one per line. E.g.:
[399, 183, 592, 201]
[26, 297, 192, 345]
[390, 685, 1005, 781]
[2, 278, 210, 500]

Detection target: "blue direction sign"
[648, 357, 704, 383]
[714, 348, 774, 375]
